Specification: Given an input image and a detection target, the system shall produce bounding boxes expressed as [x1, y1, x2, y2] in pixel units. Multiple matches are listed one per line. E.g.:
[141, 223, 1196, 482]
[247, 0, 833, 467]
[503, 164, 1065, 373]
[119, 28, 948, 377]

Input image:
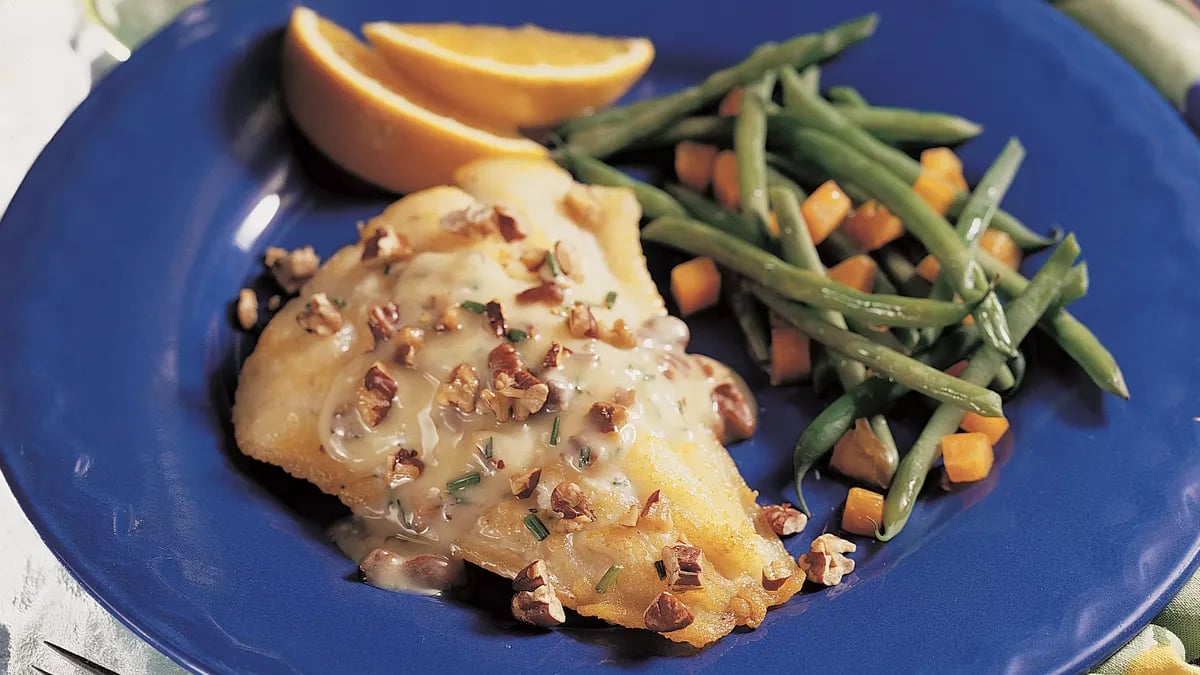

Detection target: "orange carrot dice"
[766, 211, 780, 237]
[769, 322, 810, 385]
[913, 171, 957, 216]
[718, 87, 743, 117]
[712, 150, 740, 211]
[828, 254, 878, 293]
[960, 411, 1010, 445]
[920, 147, 969, 192]
[915, 254, 941, 282]
[670, 257, 721, 316]
[940, 432, 994, 483]
[945, 360, 968, 378]
[674, 141, 718, 192]
[980, 229, 1022, 270]
[800, 180, 851, 244]
[842, 487, 885, 536]
[841, 200, 904, 251]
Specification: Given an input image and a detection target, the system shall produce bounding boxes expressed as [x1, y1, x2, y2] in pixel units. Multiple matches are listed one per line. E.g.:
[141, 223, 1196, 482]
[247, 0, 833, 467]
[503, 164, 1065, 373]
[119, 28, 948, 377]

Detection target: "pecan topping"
[488, 342, 525, 372]
[516, 281, 565, 305]
[267, 294, 282, 311]
[553, 241, 582, 282]
[639, 490, 673, 532]
[565, 302, 598, 338]
[511, 584, 565, 627]
[599, 319, 636, 349]
[509, 468, 541, 499]
[555, 517, 587, 534]
[367, 302, 401, 346]
[296, 292, 344, 336]
[519, 248, 548, 272]
[236, 288, 258, 330]
[761, 503, 808, 537]
[401, 555, 461, 591]
[436, 363, 480, 413]
[562, 184, 605, 229]
[479, 388, 511, 422]
[493, 369, 549, 421]
[485, 300, 507, 338]
[662, 543, 704, 591]
[360, 225, 411, 268]
[425, 295, 462, 333]
[613, 388, 637, 407]
[265, 245, 320, 294]
[541, 342, 572, 369]
[359, 362, 397, 427]
[393, 325, 425, 367]
[440, 203, 504, 239]
[588, 402, 628, 433]
[712, 382, 757, 443]
[387, 448, 423, 486]
[512, 559, 550, 592]
[643, 591, 694, 633]
[495, 205, 526, 242]
[550, 482, 594, 521]
[617, 504, 640, 527]
[357, 548, 404, 586]
[810, 533, 857, 555]
[762, 559, 794, 591]
[797, 534, 857, 586]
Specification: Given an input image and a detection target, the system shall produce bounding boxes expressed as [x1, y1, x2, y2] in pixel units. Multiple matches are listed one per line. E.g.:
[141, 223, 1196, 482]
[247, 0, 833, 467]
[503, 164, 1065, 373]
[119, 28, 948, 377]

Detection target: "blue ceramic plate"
[3, 0, 1200, 672]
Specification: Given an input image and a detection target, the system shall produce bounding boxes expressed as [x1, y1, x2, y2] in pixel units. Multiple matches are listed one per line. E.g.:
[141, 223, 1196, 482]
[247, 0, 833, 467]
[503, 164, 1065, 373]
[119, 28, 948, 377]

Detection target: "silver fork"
[37, 640, 122, 675]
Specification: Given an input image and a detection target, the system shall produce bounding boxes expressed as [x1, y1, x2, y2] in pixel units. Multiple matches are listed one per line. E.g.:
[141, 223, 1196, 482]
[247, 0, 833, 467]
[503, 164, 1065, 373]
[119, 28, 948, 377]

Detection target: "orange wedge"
[363, 22, 654, 127]
[281, 7, 547, 194]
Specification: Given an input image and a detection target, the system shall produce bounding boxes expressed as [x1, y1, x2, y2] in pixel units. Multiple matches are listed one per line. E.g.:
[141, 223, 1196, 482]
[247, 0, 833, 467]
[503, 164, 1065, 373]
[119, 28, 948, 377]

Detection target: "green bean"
[979, 250, 1089, 307]
[752, 285, 1003, 417]
[1053, 262, 1089, 311]
[563, 15, 878, 158]
[798, 65, 821, 95]
[844, 317, 913, 354]
[642, 216, 976, 328]
[770, 124, 1018, 357]
[736, 73, 776, 238]
[990, 364, 1017, 393]
[834, 106, 983, 145]
[879, 234, 1081, 540]
[634, 116, 733, 149]
[791, 326, 982, 513]
[662, 183, 766, 247]
[766, 166, 807, 199]
[826, 85, 868, 108]
[726, 278, 771, 372]
[776, 71, 1055, 250]
[974, 253, 1126, 398]
[554, 153, 688, 219]
[557, 98, 660, 137]
[809, 346, 840, 397]
[821, 230, 921, 351]
[876, 245, 930, 298]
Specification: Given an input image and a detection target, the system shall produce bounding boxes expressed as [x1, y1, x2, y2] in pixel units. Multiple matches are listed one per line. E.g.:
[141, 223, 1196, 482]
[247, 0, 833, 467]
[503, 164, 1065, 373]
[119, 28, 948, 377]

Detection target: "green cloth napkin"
[1091, 571, 1200, 672]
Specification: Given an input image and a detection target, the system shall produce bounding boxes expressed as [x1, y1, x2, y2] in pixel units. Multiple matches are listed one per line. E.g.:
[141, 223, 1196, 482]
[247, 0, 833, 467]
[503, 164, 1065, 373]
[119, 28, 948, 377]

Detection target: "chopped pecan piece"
[643, 591, 694, 633]
[509, 468, 541, 499]
[562, 184, 605, 229]
[565, 302, 598, 338]
[436, 363, 480, 413]
[488, 342, 524, 372]
[519, 248, 548, 272]
[366, 302, 401, 347]
[401, 555, 461, 591]
[387, 448, 423, 486]
[762, 559, 794, 591]
[761, 503, 808, 537]
[712, 382, 757, 443]
[798, 534, 857, 586]
[236, 288, 258, 330]
[617, 504, 640, 527]
[296, 292, 344, 336]
[512, 559, 550, 592]
[639, 490, 673, 532]
[359, 362, 397, 427]
[511, 584, 565, 627]
[360, 225, 411, 267]
[600, 319, 636, 349]
[357, 548, 404, 586]
[613, 388, 637, 407]
[427, 295, 462, 333]
[440, 203, 501, 239]
[265, 245, 320, 294]
[810, 533, 857, 555]
[554, 517, 588, 534]
[516, 281, 564, 305]
[494, 369, 548, 421]
[553, 240, 582, 282]
[478, 388, 511, 422]
[588, 402, 628, 433]
[494, 205, 526, 242]
[541, 342, 572, 369]
[393, 325, 424, 367]
[485, 300, 507, 338]
[550, 482, 594, 521]
[267, 294, 282, 311]
[543, 379, 573, 411]
[662, 543, 704, 591]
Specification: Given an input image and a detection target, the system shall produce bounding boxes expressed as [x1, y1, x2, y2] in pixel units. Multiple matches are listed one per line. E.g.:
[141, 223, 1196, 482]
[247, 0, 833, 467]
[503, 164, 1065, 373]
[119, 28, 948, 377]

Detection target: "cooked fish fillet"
[233, 157, 802, 646]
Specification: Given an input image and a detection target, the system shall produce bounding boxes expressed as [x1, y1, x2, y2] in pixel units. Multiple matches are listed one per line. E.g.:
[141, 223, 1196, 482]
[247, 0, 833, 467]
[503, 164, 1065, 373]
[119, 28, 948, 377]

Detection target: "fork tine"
[43, 641, 121, 675]
[32, 666, 58, 675]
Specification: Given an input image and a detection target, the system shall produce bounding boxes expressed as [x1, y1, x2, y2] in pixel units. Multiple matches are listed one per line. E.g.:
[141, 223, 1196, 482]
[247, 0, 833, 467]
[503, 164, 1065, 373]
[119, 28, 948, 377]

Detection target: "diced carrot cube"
[766, 210, 780, 237]
[920, 147, 969, 192]
[913, 171, 957, 216]
[841, 199, 905, 251]
[915, 254, 941, 282]
[712, 150, 740, 211]
[670, 257, 721, 316]
[800, 180, 851, 244]
[769, 322, 810, 385]
[945, 360, 968, 378]
[828, 254, 878, 293]
[980, 229, 1022, 270]
[940, 432, 994, 483]
[674, 141, 719, 192]
[842, 487, 885, 536]
[960, 411, 1010, 445]
[718, 87, 743, 117]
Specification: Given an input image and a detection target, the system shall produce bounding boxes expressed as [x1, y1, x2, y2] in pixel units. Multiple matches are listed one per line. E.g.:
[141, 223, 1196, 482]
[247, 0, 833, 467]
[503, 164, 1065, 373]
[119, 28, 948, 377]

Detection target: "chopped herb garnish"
[524, 513, 550, 541]
[579, 446, 592, 467]
[331, 296, 348, 309]
[595, 565, 624, 594]
[549, 416, 561, 446]
[545, 251, 562, 277]
[612, 476, 630, 487]
[446, 472, 481, 492]
[654, 560, 666, 580]
[605, 291, 618, 309]
[483, 437, 494, 459]
[506, 328, 530, 343]
[460, 300, 487, 314]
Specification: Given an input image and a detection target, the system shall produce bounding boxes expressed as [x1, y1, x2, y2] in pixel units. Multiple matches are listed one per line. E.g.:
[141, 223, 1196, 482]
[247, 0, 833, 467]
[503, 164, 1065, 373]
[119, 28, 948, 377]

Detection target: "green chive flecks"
[605, 291, 618, 309]
[460, 300, 487, 314]
[654, 560, 666, 580]
[546, 251, 562, 277]
[579, 446, 592, 467]
[446, 472, 481, 492]
[524, 513, 550, 541]
[595, 565, 623, 593]
[549, 416, 561, 446]
[483, 437, 494, 459]
[331, 296, 348, 309]
[506, 328, 530, 343]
